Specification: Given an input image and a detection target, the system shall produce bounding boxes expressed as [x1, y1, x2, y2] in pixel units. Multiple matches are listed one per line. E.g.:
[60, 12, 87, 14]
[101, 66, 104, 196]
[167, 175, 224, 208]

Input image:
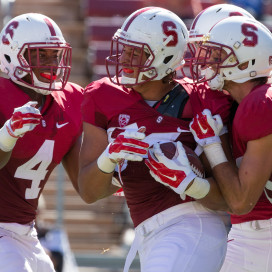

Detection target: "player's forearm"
[212, 162, 254, 215]
[62, 136, 82, 193]
[0, 149, 12, 169]
[78, 162, 114, 203]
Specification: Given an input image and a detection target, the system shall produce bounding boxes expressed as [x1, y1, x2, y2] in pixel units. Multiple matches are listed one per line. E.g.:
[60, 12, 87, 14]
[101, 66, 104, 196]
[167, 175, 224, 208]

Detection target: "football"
[159, 142, 205, 178]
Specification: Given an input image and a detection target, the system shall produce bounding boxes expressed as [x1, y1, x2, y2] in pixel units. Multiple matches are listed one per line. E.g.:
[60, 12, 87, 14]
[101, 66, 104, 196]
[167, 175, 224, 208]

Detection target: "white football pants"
[0, 222, 55, 272]
[220, 219, 272, 272]
[124, 201, 228, 272]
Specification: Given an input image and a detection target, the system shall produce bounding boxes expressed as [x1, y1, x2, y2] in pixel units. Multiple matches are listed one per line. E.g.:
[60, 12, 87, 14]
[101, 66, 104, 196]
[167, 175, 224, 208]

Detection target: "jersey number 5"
[14, 140, 54, 199]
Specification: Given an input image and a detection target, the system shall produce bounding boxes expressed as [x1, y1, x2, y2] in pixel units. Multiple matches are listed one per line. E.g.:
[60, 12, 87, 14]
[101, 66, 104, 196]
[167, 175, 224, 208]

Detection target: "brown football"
[159, 142, 205, 178]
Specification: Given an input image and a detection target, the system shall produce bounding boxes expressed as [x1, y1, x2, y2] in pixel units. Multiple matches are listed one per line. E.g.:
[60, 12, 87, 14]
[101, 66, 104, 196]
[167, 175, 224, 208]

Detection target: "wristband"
[0, 121, 18, 152]
[97, 149, 116, 173]
[184, 177, 210, 199]
[204, 142, 228, 168]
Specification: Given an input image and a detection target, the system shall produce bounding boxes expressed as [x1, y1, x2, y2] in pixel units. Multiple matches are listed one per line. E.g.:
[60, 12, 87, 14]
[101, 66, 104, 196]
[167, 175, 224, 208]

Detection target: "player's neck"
[133, 80, 177, 101]
[225, 80, 261, 104]
[20, 85, 45, 109]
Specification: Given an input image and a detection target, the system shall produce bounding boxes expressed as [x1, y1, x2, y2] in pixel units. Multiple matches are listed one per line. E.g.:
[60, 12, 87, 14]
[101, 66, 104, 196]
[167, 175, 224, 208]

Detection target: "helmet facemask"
[106, 33, 157, 87]
[191, 41, 239, 90]
[12, 43, 71, 95]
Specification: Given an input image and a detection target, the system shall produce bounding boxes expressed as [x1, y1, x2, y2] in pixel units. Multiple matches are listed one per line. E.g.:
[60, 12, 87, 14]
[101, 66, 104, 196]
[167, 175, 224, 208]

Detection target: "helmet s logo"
[162, 21, 178, 47]
[242, 23, 258, 47]
[2, 21, 19, 45]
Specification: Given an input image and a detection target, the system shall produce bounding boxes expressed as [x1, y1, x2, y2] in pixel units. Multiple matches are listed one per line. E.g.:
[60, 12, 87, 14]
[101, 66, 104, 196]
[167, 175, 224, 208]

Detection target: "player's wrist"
[173, 170, 197, 195]
[203, 142, 227, 168]
[97, 148, 116, 174]
[0, 121, 19, 152]
[184, 177, 210, 199]
[204, 135, 221, 146]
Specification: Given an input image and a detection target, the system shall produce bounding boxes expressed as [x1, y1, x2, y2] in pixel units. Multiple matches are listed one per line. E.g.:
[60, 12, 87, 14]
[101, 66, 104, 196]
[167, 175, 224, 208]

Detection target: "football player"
[0, 13, 83, 272]
[181, 1, 257, 234]
[189, 16, 272, 271]
[112, 3, 256, 226]
[78, 7, 232, 272]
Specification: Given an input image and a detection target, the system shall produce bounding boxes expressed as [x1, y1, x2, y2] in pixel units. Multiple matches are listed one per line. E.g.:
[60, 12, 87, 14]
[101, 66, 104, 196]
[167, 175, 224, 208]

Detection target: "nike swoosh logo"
[160, 173, 177, 181]
[56, 122, 69, 129]
[197, 119, 208, 134]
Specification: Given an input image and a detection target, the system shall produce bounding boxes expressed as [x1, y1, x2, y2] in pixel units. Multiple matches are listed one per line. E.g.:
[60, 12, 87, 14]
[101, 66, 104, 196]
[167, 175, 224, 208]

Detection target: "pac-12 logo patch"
[118, 114, 130, 127]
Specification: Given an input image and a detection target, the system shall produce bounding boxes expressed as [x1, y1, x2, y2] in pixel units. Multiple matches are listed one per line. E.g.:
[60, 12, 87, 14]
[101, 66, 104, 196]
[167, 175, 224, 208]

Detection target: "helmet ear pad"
[0, 13, 71, 94]
[105, 7, 189, 87]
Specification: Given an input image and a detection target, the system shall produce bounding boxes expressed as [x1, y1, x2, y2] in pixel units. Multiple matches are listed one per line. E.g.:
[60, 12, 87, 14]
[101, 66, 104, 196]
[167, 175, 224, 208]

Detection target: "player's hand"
[107, 129, 149, 162]
[0, 101, 41, 152]
[6, 101, 42, 138]
[145, 141, 196, 194]
[189, 109, 223, 147]
[97, 127, 149, 173]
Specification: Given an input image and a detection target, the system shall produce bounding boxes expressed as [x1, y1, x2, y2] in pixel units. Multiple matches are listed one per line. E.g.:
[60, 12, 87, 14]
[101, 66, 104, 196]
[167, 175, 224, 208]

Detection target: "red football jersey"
[177, 78, 233, 124]
[230, 84, 272, 224]
[0, 78, 83, 224]
[82, 77, 232, 227]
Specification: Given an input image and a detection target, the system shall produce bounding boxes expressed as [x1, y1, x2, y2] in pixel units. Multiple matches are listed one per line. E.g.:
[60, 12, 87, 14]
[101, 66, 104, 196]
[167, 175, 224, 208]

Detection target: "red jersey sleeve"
[235, 85, 272, 142]
[82, 80, 108, 129]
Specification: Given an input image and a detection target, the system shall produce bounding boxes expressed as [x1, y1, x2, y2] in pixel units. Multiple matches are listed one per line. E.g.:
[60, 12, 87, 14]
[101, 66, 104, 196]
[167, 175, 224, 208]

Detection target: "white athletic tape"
[185, 177, 210, 199]
[204, 143, 228, 168]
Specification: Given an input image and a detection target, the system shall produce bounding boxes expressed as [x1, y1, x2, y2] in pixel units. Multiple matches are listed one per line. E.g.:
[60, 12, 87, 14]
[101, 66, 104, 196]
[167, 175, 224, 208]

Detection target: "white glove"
[189, 109, 223, 147]
[145, 141, 196, 195]
[0, 101, 41, 152]
[190, 109, 227, 168]
[97, 128, 149, 173]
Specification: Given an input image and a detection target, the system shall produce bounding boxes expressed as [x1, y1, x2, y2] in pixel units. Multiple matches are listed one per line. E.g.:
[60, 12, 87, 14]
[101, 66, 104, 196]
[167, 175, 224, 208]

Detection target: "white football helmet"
[191, 16, 272, 87]
[189, 4, 254, 43]
[106, 7, 188, 86]
[0, 13, 71, 95]
[183, 3, 255, 84]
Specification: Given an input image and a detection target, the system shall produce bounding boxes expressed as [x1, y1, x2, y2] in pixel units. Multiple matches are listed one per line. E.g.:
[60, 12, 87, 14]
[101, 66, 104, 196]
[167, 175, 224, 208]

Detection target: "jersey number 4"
[14, 140, 54, 199]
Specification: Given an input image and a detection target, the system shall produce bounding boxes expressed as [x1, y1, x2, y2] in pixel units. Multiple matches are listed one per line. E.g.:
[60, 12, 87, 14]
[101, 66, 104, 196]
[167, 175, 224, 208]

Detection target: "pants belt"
[0, 221, 35, 236]
[234, 218, 272, 231]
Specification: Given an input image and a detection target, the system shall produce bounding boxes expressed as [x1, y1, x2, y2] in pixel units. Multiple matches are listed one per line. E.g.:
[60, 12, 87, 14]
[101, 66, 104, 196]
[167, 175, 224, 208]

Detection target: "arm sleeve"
[81, 84, 108, 129]
[236, 94, 272, 142]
